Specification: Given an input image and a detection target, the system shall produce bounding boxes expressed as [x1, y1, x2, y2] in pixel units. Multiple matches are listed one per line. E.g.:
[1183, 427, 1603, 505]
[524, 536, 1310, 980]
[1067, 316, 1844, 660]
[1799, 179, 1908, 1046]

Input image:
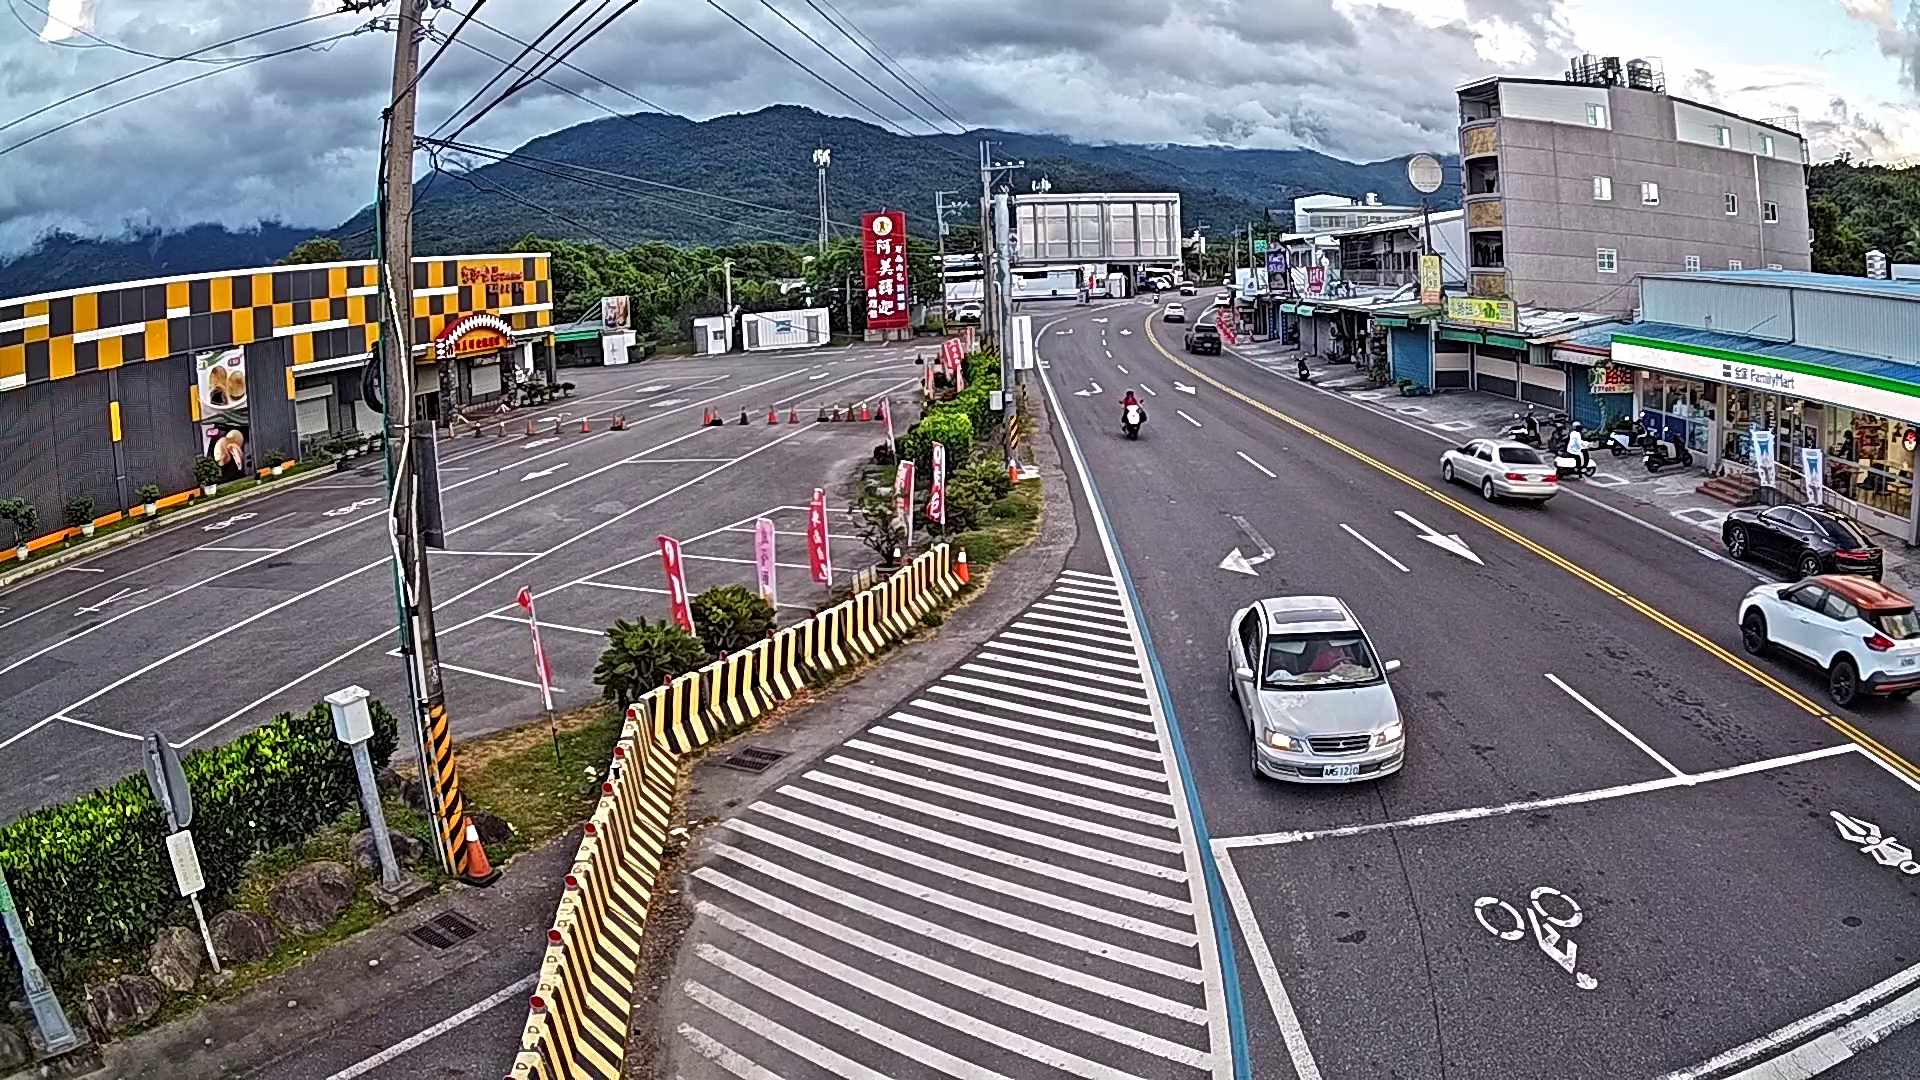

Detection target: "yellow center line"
[1138, 314, 1920, 786]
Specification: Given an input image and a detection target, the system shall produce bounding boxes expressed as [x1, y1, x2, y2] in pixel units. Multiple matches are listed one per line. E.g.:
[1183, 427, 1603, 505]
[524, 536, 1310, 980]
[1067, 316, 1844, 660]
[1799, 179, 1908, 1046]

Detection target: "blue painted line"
[1078, 467, 1253, 1078]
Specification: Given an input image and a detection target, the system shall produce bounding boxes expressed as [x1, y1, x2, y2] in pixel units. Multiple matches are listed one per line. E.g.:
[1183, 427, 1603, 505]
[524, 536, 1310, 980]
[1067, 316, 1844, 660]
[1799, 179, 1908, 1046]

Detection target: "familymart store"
[1613, 332, 1920, 542]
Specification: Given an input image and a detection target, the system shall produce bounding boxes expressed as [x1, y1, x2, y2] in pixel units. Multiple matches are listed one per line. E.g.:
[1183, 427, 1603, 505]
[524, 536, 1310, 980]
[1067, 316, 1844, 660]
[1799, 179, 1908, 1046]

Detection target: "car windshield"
[1498, 447, 1545, 465]
[1263, 632, 1381, 688]
[1871, 608, 1920, 639]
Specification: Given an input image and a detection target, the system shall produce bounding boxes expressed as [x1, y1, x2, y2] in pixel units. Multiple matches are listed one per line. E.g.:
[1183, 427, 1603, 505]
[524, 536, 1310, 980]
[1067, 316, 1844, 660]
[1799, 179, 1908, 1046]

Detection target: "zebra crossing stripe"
[975, 647, 1148, 682]
[932, 677, 1155, 725]
[675, 1023, 783, 1080]
[886, 713, 1169, 780]
[862, 726, 1174, 803]
[1032, 599, 1131, 623]
[683, 978, 935, 1080]
[840, 739, 1180, 827]
[959, 662, 1152, 705]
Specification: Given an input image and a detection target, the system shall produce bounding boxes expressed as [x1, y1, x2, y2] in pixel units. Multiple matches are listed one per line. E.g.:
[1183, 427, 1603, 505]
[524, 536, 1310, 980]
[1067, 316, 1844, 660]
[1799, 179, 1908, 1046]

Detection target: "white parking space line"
[1339, 524, 1410, 573]
[480, 612, 602, 637]
[438, 662, 563, 693]
[580, 580, 668, 595]
[1235, 451, 1276, 479]
[1176, 410, 1203, 428]
[841, 740, 1178, 829]
[323, 973, 539, 1080]
[0, 717, 53, 752]
[61, 567, 105, 573]
[55, 714, 141, 741]
[1544, 673, 1684, 778]
[196, 545, 285, 554]
[1657, 961, 1920, 1080]
[1212, 743, 1860, 850]
[435, 549, 540, 558]
[1217, 853, 1323, 1080]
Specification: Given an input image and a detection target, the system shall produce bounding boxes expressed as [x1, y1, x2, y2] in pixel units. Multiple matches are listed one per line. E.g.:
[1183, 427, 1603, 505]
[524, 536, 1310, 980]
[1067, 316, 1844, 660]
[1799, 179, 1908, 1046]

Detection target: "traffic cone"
[843, 403, 856, 423]
[701, 407, 714, 427]
[1008, 459, 1020, 486]
[859, 401, 871, 422]
[526, 420, 536, 436]
[768, 407, 778, 425]
[788, 406, 800, 424]
[611, 414, 626, 431]
[459, 816, 501, 887]
[955, 548, 970, 585]
[551, 418, 562, 435]
[738, 408, 749, 426]
[580, 417, 591, 434]
[817, 405, 831, 422]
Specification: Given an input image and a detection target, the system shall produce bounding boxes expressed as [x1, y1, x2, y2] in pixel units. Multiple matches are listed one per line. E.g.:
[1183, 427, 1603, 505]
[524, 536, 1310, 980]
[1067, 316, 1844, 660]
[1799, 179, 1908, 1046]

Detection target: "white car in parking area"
[1228, 596, 1406, 783]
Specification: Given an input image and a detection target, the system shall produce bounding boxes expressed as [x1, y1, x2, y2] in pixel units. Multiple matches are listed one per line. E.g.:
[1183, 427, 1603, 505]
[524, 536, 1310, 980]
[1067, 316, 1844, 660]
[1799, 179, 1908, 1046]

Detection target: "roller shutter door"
[1473, 347, 1518, 398]
[1519, 363, 1568, 410]
[468, 359, 502, 400]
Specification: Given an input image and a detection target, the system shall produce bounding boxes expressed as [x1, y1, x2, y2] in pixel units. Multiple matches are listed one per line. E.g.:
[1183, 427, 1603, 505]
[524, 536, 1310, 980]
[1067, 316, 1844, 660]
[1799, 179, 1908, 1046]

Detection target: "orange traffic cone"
[701, 407, 712, 427]
[1008, 459, 1020, 486]
[611, 414, 626, 431]
[859, 401, 871, 422]
[955, 549, 970, 585]
[459, 816, 501, 887]
[788, 407, 800, 424]
[526, 420, 536, 436]
[580, 417, 591, 433]
[767, 407, 778, 425]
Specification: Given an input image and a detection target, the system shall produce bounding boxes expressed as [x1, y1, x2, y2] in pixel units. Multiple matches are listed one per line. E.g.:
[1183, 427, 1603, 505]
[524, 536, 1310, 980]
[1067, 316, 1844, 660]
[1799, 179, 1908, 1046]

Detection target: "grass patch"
[450, 702, 625, 862]
[951, 479, 1043, 571]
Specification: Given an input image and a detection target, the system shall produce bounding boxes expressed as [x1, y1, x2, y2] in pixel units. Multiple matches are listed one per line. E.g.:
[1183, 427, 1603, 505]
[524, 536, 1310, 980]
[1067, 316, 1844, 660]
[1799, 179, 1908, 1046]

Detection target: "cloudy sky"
[0, 0, 1914, 252]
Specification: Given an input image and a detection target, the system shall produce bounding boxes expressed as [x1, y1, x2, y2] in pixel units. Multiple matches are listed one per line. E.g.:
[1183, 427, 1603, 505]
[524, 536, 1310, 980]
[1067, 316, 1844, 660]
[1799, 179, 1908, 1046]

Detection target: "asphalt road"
[0, 346, 922, 824]
[1038, 295, 1920, 1078]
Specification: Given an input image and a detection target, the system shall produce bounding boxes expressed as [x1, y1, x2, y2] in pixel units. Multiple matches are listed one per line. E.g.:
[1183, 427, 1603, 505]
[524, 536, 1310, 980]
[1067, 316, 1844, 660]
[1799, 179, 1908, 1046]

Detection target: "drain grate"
[407, 910, 482, 950]
[721, 746, 790, 774]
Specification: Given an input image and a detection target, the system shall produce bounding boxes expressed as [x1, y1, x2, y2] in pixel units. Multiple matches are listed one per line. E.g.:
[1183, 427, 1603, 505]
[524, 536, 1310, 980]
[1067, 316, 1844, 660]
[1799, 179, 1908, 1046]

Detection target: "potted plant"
[192, 456, 221, 497]
[0, 497, 38, 561]
[264, 450, 290, 477]
[64, 496, 96, 538]
[137, 483, 161, 517]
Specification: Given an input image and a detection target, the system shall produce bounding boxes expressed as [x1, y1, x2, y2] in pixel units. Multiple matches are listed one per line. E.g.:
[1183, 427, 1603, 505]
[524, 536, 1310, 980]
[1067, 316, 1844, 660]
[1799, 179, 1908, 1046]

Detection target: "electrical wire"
[389, 0, 487, 111]
[0, 8, 344, 135]
[798, 0, 966, 133]
[438, 0, 641, 145]
[467, 13, 666, 115]
[702, 0, 917, 140]
[426, 0, 595, 140]
[0, 23, 376, 160]
[753, 0, 945, 135]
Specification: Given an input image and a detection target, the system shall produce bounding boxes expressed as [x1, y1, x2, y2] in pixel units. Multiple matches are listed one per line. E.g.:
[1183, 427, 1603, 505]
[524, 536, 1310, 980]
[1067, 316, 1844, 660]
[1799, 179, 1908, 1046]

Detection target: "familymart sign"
[1612, 334, 1920, 426]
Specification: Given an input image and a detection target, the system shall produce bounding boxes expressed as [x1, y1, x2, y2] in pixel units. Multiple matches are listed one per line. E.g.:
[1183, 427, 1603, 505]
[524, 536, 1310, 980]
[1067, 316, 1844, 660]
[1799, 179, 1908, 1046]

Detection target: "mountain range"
[0, 106, 1454, 296]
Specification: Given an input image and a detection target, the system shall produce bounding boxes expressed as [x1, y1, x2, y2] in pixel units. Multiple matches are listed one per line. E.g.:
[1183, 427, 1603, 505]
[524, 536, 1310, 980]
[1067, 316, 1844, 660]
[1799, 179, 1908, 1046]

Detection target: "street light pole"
[812, 147, 831, 255]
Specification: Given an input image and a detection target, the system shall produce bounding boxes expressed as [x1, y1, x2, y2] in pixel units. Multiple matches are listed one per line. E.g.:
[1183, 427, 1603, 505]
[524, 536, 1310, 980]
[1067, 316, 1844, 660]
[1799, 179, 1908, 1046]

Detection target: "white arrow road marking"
[1073, 380, 1104, 397]
[648, 398, 690, 407]
[76, 587, 149, 616]
[632, 384, 669, 393]
[1139, 383, 1157, 397]
[1175, 382, 1196, 395]
[1236, 451, 1275, 478]
[1092, 318, 1108, 324]
[1231, 515, 1276, 566]
[1218, 549, 1258, 576]
[1176, 410, 1202, 428]
[1395, 510, 1484, 565]
[1116, 364, 1128, 374]
[807, 372, 831, 381]
[521, 437, 559, 450]
[1119, 328, 1133, 336]
[520, 462, 569, 482]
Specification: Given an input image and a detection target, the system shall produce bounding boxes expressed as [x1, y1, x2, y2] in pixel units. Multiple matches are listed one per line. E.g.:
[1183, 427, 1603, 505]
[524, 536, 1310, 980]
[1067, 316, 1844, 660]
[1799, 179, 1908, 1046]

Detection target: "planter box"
[201, 484, 218, 497]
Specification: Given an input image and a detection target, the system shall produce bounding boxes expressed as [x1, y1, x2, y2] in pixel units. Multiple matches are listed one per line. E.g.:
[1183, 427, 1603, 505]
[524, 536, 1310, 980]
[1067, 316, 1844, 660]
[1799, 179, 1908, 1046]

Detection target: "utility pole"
[935, 189, 955, 317]
[375, 0, 466, 878]
[812, 147, 831, 255]
[723, 258, 735, 316]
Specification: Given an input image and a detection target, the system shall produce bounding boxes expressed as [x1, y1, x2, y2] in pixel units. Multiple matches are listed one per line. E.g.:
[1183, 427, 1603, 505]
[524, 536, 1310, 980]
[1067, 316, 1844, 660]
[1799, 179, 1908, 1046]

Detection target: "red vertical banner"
[807, 487, 833, 585]
[929, 442, 947, 526]
[657, 535, 694, 633]
[515, 586, 554, 713]
[753, 517, 778, 609]
[893, 460, 915, 548]
[862, 211, 911, 332]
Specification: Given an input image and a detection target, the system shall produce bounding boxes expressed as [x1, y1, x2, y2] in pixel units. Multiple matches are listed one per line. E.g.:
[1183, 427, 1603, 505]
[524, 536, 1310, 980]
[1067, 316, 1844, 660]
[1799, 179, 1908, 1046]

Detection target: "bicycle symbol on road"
[323, 498, 381, 518]
[200, 511, 258, 533]
[1474, 886, 1599, 991]
[1831, 811, 1920, 875]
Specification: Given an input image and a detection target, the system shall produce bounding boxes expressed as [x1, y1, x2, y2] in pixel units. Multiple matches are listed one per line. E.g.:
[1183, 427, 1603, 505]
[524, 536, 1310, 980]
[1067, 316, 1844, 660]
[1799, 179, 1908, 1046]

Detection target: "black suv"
[1184, 322, 1221, 355]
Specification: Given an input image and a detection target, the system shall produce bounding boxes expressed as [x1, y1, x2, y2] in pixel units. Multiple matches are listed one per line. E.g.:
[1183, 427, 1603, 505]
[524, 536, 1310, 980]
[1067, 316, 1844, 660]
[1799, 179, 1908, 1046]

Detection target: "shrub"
[690, 585, 776, 656]
[898, 409, 973, 472]
[264, 450, 290, 468]
[0, 699, 397, 993]
[871, 441, 895, 467]
[940, 476, 998, 532]
[593, 618, 709, 709]
[954, 461, 1012, 500]
[856, 493, 905, 562]
[63, 496, 95, 529]
[0, 497, 38, 547]
[192, 456, 221, 486]
[136, 483, 161, 505]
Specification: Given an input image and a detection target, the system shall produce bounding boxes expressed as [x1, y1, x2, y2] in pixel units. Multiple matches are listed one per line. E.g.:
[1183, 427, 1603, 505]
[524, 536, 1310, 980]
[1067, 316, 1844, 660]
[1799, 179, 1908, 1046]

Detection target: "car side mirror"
[1234, 666, 1255, 681]
[1383, 659, 1403, 674]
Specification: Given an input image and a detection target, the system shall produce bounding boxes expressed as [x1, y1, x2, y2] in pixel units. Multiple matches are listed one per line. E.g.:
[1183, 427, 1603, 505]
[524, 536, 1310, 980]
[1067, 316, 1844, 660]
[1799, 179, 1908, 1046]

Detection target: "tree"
[278, 237, 345, 265]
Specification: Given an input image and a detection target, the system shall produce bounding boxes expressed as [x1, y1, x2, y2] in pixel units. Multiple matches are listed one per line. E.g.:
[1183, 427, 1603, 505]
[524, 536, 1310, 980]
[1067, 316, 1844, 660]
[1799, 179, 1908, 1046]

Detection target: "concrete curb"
[0, 464, 351, 594]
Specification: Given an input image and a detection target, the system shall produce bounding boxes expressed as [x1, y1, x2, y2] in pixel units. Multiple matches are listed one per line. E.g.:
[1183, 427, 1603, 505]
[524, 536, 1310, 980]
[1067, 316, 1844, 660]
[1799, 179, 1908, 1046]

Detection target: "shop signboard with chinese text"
[1419, 255, 1442, 306]
[434, 313, 514, 361]
[862, 211, 912, 332]
[1585, 363, 1634, 394]
[1612, 337, 1920, 425]
[1445, 296, 1518, 331]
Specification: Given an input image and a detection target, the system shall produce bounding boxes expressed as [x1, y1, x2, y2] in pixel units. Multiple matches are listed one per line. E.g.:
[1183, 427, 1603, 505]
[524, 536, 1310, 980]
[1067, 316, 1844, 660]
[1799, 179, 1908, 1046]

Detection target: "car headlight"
[1264, 731, 1307, 753]
[1375, 720, 1404, 746]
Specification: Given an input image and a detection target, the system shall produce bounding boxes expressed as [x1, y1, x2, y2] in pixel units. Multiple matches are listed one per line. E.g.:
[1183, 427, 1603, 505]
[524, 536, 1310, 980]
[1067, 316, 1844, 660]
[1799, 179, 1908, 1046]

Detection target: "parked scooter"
[1607, 420, 1651, 457]
[1644, 429, 1694, 473]
[1122, 403, 1145, 440]
[1501, 407, 1543, 447]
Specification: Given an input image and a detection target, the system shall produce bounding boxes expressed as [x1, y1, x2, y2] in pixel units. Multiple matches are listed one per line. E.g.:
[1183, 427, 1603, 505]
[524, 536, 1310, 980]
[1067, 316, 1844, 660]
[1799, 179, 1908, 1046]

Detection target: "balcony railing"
[1465, 198, 1504, 229]
[1470, 272, 1508, 298]
[1460, 122, 1498, 159]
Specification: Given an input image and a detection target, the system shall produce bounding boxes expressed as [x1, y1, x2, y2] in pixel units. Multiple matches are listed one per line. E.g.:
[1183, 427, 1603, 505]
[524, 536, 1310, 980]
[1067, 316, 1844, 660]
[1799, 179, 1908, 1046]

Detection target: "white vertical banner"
[1752, 430, 1777, 490]
[882, 397, 895, 446]
[1802, 447, 1825, 506]
[515, 586, 554, 713]
[929, 442, 947, 526]
[753, 517, 778, 608]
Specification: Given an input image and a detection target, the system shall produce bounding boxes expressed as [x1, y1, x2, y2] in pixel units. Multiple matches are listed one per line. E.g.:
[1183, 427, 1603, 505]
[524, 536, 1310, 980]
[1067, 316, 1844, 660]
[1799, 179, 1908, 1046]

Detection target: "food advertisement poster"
[195, 347, 250, 481]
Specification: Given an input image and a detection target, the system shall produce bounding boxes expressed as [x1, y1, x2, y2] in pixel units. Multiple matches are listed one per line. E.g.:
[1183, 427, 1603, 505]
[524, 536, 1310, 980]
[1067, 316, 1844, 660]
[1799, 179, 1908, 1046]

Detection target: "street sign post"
[143, 733, 220, 973]
[0, 868, 84, 1055]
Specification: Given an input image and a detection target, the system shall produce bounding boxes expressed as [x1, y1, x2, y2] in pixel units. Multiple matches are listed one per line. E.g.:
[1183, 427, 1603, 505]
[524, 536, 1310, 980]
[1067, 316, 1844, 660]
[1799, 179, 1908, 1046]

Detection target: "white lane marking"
[697, 888, 1208, 1067]
[801, 771, 1184, 881]
[1009, 619, 1138, 652]
[911, 695, 1159, 753]
[54, 714, 141, 741]
[0, 717, 53, 752]
[438, 662, 564, 693]
[699, 902, 1197, 1077]
[887, 713, 1167, 781]
[677, 1022, 785, 1080]
[959, 662, 1148, 706]
[1658, 962, 1920, 1080]
[61, 567, 105, 573]
[1394, 509, 1484, 566]
[1139, 383, 1158, 397]
[693, 950, 1020, 1080]
[998, 629, 1140, 663]
[842, 739, 1178, 829]
[1029, 600, 1130, 625]
[1339, 524, 1410, 574]
[434, 550, 540, 558]
[1545, 673, 1684, 778]
[1175, 409, 1202, 428]
[745, 803, 1196, 946]
[1116, 363, 1128, 374]
[1235, 451, 1275, 478]
[323, 973, 538, 1080]
[974, 650, 1149, 689]
[932, 677, 1152, 727]
[481, 612, 601, 636]
[1214, 743, 1861, 850]
[195, 546, 283, 554]
[1217, 852, 1322, 1080]
[807, 372, 831, 381]
[822, 756, 1180, 853]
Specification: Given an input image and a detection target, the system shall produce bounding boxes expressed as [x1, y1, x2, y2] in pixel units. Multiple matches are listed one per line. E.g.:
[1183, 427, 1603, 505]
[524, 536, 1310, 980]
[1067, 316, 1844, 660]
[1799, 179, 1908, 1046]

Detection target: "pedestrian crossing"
[675, 568, 1222, 1079]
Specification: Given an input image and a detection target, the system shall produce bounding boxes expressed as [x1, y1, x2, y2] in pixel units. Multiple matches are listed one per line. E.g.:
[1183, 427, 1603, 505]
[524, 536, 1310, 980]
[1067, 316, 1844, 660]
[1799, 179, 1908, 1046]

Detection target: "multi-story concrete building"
[1291, 193, 1422, 234]
[1456, 56, 1810, 314]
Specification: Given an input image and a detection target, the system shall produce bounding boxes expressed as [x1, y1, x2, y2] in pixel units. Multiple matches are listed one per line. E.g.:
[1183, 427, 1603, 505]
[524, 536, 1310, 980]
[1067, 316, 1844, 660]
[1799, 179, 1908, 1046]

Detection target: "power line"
[440, 0, 640, 145]
[798, 0, 966, 133]
[426, 0, 594, 140]
[467, 14, 666, 115]
[0, 24, 377, 160]
[753, 0, 945, 135]
[0, 8, 344, 135]
[702, 0, 916, 139]
[390, 0, 488, 110]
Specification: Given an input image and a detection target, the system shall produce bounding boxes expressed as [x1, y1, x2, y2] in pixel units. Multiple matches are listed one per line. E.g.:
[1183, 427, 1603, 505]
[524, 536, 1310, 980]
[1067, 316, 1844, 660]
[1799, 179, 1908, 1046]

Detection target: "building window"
[1715, 125, 1732, 148]
[1764, 201, 1779, 223]
[1641, 182, 1660, 205]
[1685, 255, 1701, 272]
[1596, 248, 1618, 274]
[1586, 103, 1608, 128]
[1593, 176, 1612, 201]
[1730, 259, 1744, 270]
[1725, 192, 1740, 216]
[1762, 134, 1775, 157]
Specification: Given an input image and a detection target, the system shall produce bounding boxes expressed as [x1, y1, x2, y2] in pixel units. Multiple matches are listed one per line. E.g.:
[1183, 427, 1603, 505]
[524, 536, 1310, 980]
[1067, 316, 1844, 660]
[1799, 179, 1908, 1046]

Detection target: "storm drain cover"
[408, 910, 482, 950]
[722, 746, 790, 774]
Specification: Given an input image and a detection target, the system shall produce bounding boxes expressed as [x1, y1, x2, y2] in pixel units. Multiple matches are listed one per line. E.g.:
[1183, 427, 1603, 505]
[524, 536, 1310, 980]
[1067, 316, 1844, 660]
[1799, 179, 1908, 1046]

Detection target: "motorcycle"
[1607, 420, 1650, 457]
[1644, 430, 1695, 473]
[1297, 356, 1312, 381]
[1501, 407, 1543, 447]
[1550, 428, 1598, 479]
[1122, 403, 1145, 440]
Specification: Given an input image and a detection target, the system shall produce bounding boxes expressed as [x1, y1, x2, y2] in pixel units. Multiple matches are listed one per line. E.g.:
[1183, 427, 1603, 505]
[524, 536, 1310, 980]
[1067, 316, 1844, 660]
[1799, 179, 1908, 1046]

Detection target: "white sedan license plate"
[1902, 656, 1917, 669]
[1323, 763, 1361, 779]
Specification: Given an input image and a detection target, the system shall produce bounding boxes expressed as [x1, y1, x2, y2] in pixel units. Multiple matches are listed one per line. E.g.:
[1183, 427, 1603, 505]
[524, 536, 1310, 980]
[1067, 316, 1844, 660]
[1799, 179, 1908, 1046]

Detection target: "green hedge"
[0, 699, 398, 993]
[898, 350, 1001, 472]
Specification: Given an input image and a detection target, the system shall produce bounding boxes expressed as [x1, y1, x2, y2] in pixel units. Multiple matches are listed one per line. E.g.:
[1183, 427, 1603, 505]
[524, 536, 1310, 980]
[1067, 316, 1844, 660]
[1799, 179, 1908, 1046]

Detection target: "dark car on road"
[1723, 503, 1883, 580]
[1185, 322, 1221, 354]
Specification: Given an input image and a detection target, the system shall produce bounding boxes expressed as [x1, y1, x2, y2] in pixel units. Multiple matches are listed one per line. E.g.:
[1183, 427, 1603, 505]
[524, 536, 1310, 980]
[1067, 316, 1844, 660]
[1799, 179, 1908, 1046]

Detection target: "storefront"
[1614, 333, 1920, 541]
[434, 313, 517, 410]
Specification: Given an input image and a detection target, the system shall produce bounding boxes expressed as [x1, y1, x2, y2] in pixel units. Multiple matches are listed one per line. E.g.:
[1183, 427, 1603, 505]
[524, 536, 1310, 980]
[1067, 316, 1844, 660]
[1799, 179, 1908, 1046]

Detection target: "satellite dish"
[1407, 153, 1444, 194]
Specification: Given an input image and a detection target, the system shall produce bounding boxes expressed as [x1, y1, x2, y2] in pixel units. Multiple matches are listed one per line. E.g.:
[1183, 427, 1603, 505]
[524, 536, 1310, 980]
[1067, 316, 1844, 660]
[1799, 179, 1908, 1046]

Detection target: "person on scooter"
[1121, 389, 1146, 423]
[1566, 421, 1589, 471]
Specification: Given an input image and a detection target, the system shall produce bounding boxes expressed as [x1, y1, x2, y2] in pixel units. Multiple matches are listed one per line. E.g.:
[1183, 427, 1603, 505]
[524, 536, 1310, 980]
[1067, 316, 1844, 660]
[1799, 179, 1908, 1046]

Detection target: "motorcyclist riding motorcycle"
[1120, 391, 1147, 438]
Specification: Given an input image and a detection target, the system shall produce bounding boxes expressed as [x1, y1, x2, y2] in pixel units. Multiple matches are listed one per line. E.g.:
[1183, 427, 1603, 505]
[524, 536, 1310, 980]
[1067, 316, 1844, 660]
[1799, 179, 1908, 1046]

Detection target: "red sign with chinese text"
[862, 211, 911, 331]
[657, 535, 694, 633]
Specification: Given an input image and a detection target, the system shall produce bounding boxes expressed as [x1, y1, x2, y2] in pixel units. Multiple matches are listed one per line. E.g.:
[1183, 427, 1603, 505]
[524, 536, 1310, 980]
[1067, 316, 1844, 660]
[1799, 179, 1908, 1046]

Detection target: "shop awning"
[1484, 333, 1530, 350]
[1437, 328, 1484, 344]
[553, 328, 601, 343]
[1614, 322, 1920, 423]
[1373, 316, 1410, 328]
[1295, 305, 1316, 317]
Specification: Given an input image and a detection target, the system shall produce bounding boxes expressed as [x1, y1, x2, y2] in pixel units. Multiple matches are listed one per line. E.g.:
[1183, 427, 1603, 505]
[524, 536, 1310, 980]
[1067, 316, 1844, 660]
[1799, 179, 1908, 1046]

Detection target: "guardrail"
[506, 542, 964, 1079]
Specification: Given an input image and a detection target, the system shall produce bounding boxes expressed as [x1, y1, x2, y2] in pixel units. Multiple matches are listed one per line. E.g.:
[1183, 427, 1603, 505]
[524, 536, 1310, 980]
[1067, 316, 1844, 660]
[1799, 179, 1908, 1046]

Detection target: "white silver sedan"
[1441, 438, 1559, 502]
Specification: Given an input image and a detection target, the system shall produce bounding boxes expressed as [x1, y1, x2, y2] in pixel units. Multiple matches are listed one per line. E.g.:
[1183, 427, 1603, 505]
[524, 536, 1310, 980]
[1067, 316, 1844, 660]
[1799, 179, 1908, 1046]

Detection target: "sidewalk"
[1229, 342, 1920, 596]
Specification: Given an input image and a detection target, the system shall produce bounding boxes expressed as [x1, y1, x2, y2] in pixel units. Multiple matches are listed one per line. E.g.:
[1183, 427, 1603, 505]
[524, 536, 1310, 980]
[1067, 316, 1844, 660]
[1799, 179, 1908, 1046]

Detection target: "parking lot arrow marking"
[1174, 382, 1196, 395]
[1073, 380, 1104, 397]
[1091, 318, 1108, 324]
[1230, 515, 1275, 568]
[521, 437, 559, 450]
[1218, 548, 1258, 576]
[75, 587, 148, 616]
[648, 398, 690, 406]
[520, 463, 569, 483]
[1395, 510, 1483, 565]
[1119, 328, 1133, 336]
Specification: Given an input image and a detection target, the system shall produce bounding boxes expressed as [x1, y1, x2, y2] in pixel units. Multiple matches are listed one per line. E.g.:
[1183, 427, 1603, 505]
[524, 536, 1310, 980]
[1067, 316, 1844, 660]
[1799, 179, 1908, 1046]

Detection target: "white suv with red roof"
[1739, 574, 1920, 706]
